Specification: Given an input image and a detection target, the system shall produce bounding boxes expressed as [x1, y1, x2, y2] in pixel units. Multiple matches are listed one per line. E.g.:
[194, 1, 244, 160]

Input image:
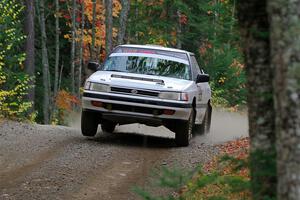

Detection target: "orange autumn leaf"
[55, 90, 80, 111]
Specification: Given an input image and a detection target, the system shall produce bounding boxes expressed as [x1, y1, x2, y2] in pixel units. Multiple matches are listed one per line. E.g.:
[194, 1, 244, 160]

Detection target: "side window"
[190, 56, 201, 80]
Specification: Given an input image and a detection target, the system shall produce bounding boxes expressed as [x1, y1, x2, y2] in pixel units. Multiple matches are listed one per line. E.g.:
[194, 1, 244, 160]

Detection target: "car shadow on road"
[85, 132, 177, 149]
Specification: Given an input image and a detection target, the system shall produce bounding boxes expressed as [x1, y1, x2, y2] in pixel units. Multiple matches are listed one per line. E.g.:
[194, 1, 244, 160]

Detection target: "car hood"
[87, 71, 193, 92]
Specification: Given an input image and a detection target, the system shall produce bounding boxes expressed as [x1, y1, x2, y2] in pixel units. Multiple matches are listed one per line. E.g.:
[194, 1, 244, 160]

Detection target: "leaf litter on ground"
[181, 137, 251, 200]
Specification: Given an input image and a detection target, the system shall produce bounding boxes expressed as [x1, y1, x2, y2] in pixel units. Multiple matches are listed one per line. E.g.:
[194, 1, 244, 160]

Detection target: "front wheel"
[175, 109, 195, 147]
[81, 111, 99, 137]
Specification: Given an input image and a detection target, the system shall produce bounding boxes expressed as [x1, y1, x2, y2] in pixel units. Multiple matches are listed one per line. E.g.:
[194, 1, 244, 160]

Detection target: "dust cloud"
[67, 109, 249, 144]
[115, 109, 249, 144]
[201, 109, 248, 144]
[66, 111, 82, 130]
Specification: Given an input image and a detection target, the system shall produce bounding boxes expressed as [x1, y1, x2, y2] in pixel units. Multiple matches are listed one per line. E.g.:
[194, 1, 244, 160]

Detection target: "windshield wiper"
[103, 69, 126, 72]
[145, 72, 157, 76]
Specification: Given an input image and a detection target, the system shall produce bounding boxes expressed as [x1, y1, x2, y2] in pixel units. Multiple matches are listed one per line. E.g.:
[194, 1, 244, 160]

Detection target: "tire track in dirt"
[70, 147, 170, 200]
[0, 138, 76, 190]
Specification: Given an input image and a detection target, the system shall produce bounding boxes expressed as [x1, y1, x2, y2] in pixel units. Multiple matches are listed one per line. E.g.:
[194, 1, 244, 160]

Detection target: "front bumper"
[82, 91, 192, 123]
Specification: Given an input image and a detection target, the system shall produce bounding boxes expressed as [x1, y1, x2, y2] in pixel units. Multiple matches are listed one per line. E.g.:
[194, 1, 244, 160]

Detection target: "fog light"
[163, 109, 175, 115]
[106, 104, 112, 110]
[91, 101, 103, 107]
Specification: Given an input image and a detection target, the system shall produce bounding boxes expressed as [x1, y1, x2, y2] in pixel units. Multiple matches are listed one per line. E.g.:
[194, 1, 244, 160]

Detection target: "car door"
[190, 55, 208, 124]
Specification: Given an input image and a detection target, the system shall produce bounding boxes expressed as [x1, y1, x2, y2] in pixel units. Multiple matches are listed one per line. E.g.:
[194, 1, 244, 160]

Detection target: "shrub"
[134, 138, 252, 200]
[53, 90, 80, 125]
[0, 0, 33, 121]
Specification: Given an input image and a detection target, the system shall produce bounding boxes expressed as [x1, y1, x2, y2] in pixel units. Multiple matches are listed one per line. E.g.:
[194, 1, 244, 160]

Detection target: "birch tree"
[78, 1, 85, 96]
[117, 0, 130, 45]
[134, 0, 139, 41]
[91, 0, 96, 60]
[71, 0, 76, 95]
[269, 1, 300, 199]
[176, 10, 182, 49]
[105, 0, 113, 54]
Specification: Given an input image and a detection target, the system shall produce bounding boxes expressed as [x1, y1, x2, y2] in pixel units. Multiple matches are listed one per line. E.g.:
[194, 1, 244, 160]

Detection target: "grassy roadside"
[134, 137, 251, 200]
[181, 137, 250, 200]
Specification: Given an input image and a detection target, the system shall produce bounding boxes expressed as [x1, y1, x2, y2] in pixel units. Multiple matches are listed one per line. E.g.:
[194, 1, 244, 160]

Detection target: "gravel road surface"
[0, 110, 248, 200]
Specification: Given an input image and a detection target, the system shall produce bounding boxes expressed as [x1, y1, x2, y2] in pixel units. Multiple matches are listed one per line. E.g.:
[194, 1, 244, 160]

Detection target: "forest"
[1, 0, 299, 199]
[0, 0, 245, 124]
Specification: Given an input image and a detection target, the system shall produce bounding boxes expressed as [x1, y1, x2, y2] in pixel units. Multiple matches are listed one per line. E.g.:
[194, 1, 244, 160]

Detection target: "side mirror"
[87, 61, 100, 71]
[196, 74, 210, 83]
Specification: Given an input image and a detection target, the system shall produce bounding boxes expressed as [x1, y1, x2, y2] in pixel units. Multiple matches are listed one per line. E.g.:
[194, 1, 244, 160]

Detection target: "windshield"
[102, 55, 191, 80]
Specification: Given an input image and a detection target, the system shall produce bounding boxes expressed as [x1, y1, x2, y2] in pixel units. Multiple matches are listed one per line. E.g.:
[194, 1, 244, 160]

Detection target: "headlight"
[84, 81, 110, 92]
[159, 92, 189, 101]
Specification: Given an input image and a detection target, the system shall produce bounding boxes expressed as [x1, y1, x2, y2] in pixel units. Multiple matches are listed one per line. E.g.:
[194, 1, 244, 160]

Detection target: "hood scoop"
[111, 74, 165, 85]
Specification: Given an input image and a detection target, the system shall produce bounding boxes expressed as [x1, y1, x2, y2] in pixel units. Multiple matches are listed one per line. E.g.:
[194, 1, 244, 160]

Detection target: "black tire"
[195, 104, 212, 134]
[175, 109, 195, 147]
[101, 121, 116, 133]
[206, 103, 212, 132]
[81, 111, 99, 137]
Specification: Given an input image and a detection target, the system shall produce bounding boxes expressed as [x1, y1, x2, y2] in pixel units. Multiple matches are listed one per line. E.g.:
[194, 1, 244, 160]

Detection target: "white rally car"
[82, 45, 212, 146]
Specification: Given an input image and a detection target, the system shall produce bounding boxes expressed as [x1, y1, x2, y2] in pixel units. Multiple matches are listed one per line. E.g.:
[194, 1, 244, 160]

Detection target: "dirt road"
[0, 110, 248, 200]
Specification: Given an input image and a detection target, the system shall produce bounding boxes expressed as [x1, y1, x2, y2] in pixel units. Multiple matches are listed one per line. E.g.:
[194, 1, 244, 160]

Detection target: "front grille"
[103, 103, 163, 115]
[110, 87, 159, 97]
[111, 87, 132, 93]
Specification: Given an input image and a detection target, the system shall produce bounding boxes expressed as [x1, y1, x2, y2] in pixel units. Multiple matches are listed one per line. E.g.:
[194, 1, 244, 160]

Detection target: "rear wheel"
[101, 121, 116, 133]
[81, 111, 99, 137]
[195, 103, 212, 134]
[206, 103, 212, 132]
[175, 109, 195, 147]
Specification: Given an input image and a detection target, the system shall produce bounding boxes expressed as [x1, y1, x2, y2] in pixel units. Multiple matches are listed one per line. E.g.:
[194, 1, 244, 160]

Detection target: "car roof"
[117, 44, 194, 56]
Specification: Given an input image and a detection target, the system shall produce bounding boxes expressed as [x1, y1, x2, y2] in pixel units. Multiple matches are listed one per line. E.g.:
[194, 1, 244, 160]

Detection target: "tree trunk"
[268, 1, 300, 199]
[105, 0, 113, 54]
[78, 2, 85, 97]
[230, 0, 236, 33]
[134, 0, 139, 41]
[39, 0, 51, 124]
[176, 10, 182, 49]
[71, 0, 76, 96]
[91, 0, 96, 60]
[24, 0, 35, 108]
[237, 1, 276, 199]
[58, 62, 64, 92]
[117, 0, 130, 45]
[54, 0, 60, 98]
[212, 0, 218, 61]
